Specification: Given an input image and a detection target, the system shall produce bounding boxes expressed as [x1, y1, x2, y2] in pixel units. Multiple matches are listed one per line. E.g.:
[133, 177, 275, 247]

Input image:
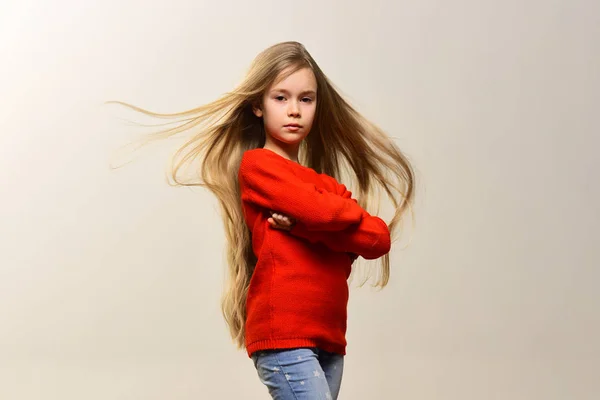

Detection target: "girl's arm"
[288, 176, 391, 260]
[238, 151, 364, 231]
[288, 212, 391, 260]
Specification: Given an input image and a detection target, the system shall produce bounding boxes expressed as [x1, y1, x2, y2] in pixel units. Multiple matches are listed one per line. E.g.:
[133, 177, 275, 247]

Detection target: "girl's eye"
[302, 97, 313, 103]
[275, 96, 285, 101]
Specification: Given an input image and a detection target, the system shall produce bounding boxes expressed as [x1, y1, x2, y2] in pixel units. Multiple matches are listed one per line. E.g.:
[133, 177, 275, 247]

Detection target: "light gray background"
[1, 0, 598, 399]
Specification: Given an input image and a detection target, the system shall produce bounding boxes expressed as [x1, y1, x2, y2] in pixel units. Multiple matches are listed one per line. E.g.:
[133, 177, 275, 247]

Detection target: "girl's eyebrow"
[270, 88, 317, 96]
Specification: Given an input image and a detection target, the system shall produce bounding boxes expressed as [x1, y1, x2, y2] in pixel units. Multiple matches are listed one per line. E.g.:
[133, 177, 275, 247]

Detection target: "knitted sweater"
[238, 148, 391, 357]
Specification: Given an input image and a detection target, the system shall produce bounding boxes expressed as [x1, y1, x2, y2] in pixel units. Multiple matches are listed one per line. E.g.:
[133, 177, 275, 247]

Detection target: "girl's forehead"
[270, 68, 317, 91]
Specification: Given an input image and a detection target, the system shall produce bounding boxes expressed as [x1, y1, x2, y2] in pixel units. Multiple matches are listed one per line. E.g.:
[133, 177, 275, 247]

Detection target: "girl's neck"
[263, 141, 300, 164]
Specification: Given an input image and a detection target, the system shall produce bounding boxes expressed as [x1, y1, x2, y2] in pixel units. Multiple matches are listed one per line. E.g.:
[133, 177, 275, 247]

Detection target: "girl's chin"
[269, 133, 307, 145]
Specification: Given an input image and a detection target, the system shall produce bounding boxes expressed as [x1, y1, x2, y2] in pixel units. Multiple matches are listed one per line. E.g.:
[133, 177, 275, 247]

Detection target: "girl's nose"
[288, 102, 300, 117]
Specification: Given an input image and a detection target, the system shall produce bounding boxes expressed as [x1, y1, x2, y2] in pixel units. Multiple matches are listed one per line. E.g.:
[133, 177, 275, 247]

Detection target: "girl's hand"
[268, 211, 296, 231]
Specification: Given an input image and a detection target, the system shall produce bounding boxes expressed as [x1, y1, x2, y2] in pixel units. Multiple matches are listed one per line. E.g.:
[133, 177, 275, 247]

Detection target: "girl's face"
[254, 67, 317, 151]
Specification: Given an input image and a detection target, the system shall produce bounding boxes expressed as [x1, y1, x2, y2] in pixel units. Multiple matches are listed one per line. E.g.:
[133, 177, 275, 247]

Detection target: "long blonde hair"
[108, 41, 414, 349]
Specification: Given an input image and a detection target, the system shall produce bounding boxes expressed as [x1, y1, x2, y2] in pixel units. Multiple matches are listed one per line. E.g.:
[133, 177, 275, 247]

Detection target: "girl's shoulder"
[242, 148, 293, 165]
[239, 148, 301, 182]
[241, 148, 344, 192]
[241, 148, 306, 173]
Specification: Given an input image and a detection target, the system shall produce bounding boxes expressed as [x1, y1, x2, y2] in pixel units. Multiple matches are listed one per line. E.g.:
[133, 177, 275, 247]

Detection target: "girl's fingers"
[270, 212, 294, 227]
[268, 217, 283, 226]
[275, 215, 290, 225]
[268, 218, 292, 231]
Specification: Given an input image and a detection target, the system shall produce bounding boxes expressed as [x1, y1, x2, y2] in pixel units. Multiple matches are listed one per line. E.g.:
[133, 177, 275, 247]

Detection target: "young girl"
[111, 41, 414, 399]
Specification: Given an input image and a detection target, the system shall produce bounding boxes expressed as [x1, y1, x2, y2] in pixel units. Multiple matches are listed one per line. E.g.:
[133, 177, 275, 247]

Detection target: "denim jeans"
[251, 347, 345, 399]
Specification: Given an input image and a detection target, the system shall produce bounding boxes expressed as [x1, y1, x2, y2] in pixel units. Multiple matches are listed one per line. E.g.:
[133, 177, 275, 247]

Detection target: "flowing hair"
[107, 41, 415, 350]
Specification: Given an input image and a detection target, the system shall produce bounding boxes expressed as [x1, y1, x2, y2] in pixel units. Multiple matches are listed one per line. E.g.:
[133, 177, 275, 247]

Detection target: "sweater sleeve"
[288, 180, 391, 260]
[289, 210, 391, 260]
[238, 151, 364, 231]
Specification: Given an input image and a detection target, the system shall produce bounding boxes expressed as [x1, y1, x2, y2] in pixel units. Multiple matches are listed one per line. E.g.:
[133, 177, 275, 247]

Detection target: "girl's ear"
[252, 99, 263, 117]
[252, 104, 263, 118]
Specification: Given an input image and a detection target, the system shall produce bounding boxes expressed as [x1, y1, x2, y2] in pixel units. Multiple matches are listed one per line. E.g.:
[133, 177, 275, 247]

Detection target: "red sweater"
[238, 148, 391, 357]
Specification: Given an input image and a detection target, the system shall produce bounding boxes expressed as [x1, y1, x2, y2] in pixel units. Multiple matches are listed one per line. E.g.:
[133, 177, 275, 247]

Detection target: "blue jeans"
[251, 347, 345, 399]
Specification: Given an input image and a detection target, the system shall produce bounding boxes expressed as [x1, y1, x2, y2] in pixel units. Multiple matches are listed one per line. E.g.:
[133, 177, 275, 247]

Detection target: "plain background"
[1, 0, 598, 399]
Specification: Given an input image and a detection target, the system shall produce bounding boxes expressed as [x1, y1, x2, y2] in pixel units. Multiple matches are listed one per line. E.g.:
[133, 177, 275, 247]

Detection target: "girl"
[111, 41, 414, 399]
